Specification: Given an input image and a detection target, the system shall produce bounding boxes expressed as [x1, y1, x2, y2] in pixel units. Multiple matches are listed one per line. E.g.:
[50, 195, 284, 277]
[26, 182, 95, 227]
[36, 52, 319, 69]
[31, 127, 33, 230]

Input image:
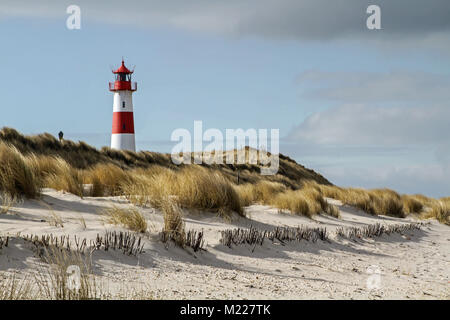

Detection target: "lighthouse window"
[119, 73, 127, 81]
[123, 124, 126, 130]
[122, 101, 126, 108]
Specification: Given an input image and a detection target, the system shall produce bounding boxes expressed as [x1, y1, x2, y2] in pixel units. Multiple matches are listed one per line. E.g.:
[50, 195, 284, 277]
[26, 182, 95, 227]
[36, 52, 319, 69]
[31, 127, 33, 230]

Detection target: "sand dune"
[0, 189, 448, 299]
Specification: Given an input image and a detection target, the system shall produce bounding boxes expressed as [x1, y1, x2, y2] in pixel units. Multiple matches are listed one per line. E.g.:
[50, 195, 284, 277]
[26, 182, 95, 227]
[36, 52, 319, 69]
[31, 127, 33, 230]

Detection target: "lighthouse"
[109, 59, 137, 152]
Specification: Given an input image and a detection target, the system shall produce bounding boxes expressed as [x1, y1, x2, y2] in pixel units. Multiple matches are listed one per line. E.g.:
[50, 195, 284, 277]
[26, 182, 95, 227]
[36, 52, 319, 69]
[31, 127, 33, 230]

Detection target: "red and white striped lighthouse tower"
[109, 59, 137, 152]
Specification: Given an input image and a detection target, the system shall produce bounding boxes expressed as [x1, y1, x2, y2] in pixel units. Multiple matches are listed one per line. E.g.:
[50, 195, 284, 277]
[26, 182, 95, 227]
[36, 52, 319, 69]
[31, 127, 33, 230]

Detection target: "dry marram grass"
[0, 273, 33, 300]
[1, 128, 449, 225]
[160, 198, 186, 247]
[0, 142, 39, 198]
[36, 247, 100, 300]
[424, 199, 450, 225]
[0, 193, 17, 214]
[121, 166, 244, 218]
[102, 206, 148, 233]
[235, 181, 340, 218]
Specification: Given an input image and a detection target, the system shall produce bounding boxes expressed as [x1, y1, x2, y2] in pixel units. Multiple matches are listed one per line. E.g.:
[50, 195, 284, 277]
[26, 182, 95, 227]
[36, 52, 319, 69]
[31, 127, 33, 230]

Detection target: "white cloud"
[297, 71, 450, 103]
[284, 102, 450, 197]
[281, 135, 450, 197]
[284, 73, 450, 196]
[288, 103, 450, 146]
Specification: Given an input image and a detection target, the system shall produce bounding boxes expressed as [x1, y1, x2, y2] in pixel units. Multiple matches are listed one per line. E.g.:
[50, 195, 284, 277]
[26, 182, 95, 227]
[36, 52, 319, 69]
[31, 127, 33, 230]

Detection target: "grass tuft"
[42, 157, 83, 197]
[313, 183, 405, 217]
[0, 273, 34, 300]
[424, 199, 450, 225]
[401, 195, 424, 214]
[102, 206, 148, 233]
[160, 198, 186, 247]
[234, 181, 341, 219]
[35, 247, 99, 300]
[122, 166, 244, 218]
[85, 163, 129, 197]
[0, 193, 17, 214]
[0, 142, 39, 198]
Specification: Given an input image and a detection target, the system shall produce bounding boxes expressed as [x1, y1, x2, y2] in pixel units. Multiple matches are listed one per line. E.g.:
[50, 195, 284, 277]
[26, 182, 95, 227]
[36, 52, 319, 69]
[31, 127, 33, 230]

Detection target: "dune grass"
[424, 198, 450, 225]
[271, 190, 312, 217]
[234, 181, 340, 218]
[25, 154, 84, 197]
[1, 129, 449, 225]
[84, 163, 129, 197]
[0, 144, 84, 199]
[36, 247, 99, 300]
[41, 158, 84, 197]
[0, 273, 34, 300]
[312, 182, 450, 222]
[173, 166, 243, 216]
[0, 127, 331, 187]
[234, 181, 287, 207]
[272, 187, 340, 218]
[401, 195, 424, 214]
[0, 256, 155, 300]
[102, 206, 148, 233]
[47, 211, 64, 228]
[311, 183, 405, 217]
[121, 166, 244, 218]
[9, 155, 246, 219]
[0, 142, 40, 198]
[0, 193, 17, 214]
[160, 197, 186, 247]
[1, 246, 99, 300]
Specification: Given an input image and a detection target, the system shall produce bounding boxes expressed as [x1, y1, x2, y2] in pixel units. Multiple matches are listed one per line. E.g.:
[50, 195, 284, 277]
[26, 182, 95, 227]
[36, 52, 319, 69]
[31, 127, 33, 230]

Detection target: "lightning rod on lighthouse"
[109, 59, 137, 152]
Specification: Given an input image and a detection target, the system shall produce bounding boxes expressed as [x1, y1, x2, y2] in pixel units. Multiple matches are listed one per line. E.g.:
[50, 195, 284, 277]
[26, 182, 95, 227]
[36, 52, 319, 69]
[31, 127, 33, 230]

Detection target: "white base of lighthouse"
[111, 134, 136, 152]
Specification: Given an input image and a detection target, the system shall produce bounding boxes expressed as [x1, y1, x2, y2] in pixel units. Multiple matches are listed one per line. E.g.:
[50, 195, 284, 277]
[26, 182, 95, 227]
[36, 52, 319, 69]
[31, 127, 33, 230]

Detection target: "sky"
[0, 0, 449, 197]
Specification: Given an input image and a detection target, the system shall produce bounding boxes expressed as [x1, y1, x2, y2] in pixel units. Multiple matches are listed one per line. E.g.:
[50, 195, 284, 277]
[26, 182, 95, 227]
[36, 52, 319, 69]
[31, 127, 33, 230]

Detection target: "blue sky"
[0, 1, 449, 197]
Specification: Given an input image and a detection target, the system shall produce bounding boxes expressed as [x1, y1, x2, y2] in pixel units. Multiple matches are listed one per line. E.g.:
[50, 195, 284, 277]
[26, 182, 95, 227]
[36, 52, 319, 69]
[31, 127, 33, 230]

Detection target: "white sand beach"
[0, 189, 448, 299]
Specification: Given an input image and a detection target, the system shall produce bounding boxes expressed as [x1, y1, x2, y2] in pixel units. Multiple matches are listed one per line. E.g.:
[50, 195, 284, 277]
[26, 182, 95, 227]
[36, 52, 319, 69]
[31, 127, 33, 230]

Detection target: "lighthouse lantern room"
[109, 59, 137, 152]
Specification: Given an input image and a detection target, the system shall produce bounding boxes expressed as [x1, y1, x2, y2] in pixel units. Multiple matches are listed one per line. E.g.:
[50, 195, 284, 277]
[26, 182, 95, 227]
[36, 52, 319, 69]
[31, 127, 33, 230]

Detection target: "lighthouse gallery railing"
[109, 82, 137, 91]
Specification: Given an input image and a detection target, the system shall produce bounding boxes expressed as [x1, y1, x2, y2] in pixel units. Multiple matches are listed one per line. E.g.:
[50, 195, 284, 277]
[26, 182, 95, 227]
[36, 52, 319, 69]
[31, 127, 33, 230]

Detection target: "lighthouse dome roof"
[113, 60, 133, 74]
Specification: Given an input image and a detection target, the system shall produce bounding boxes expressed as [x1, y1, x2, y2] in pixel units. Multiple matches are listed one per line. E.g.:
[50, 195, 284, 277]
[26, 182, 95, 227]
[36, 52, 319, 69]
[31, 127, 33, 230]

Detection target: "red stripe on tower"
[112, 112, 135, 134]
